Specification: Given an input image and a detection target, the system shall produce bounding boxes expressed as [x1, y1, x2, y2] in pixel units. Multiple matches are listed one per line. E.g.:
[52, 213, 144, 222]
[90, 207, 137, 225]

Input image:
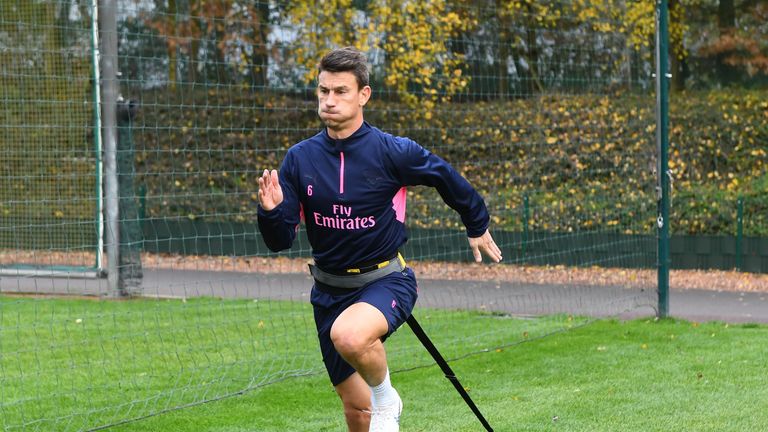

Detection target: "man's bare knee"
[330, 326, 371, 360]
[331, 303, 388, 360]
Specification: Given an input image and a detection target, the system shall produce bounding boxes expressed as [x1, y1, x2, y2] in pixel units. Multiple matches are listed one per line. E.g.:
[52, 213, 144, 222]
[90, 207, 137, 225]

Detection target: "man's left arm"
[395, 139, 502, 263]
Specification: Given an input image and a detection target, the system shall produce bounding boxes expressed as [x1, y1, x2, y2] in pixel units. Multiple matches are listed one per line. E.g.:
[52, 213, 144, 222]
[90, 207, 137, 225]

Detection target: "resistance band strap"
[406, 315, 494, 432]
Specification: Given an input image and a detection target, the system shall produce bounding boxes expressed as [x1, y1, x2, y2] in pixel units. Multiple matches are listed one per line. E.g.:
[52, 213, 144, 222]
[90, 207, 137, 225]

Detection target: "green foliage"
[0, 0, 96, 246]
[133, 88, 766, 236]
[670, 90, 768, 235]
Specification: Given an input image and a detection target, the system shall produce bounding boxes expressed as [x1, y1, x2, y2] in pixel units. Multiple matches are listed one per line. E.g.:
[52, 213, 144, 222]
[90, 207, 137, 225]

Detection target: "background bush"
[133, 88, 767, 236]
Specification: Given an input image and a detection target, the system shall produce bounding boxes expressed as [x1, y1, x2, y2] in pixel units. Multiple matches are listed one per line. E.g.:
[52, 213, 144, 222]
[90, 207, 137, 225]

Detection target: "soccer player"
[257, 46, 502, 432]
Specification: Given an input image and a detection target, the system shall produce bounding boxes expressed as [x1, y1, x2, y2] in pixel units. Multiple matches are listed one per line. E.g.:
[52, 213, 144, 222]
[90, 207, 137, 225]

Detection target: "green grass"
[111, 319, 768, 432]
[0, 296, 578, 431]
[2, 296, 767, 431]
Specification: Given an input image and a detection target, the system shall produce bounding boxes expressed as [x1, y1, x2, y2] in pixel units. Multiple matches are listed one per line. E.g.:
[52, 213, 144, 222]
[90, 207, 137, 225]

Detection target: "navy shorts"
[310, 267, 419, 386]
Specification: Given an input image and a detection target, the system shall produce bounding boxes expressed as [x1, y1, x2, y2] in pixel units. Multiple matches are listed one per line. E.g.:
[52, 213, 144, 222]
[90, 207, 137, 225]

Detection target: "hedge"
[131, 88, 767, 236]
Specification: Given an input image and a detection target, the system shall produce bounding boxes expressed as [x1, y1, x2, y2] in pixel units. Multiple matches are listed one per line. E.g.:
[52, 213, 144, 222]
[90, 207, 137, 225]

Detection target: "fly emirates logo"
[313, 204, 376, 230]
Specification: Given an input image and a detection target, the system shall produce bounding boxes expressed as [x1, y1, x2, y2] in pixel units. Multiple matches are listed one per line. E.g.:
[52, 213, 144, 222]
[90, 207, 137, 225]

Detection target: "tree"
[502, 0, 563, 95]
[686, 0, 767, 86]
[142, 0, 270, 88]
[368, 0, 473, 115]
[251, 1, 271, 88]
[717, 0, 737, 84]
[707, 1, 767, 81]
[285, 0, 472, 116]
[455, 0, 564, 98]
[453, 0, 684, 97]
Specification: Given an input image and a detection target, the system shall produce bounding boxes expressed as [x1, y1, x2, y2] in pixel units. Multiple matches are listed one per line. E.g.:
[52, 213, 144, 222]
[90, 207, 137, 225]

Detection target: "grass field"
[2, 296, 767, 431]
[104, 318, 768, 432]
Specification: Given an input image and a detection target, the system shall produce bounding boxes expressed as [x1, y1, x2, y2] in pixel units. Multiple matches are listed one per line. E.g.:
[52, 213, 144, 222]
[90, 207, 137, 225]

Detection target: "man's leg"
[334, 372, 372, 432]
[331, 302, 401, 430]
[330, 302, 389, 385]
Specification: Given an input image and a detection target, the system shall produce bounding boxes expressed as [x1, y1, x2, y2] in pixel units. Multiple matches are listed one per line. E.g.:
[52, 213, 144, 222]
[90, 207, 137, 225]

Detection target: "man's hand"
[257, 169, 283, 211]
[468, 229, 502, 263]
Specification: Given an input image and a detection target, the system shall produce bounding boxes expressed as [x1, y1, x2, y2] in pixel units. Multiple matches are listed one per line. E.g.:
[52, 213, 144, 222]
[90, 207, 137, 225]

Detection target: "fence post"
[118, 100, 143, 294]
[655, 0, 671, 318]
[735, 196, 743, 271]
[90, 0, 105, 273]
[522, 194, 529, 263]
[99, 0, 121, 295]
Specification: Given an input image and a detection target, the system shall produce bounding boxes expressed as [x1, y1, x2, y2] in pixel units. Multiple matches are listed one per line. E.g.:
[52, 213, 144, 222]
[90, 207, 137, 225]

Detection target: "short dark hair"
[318, 47, 370, 89]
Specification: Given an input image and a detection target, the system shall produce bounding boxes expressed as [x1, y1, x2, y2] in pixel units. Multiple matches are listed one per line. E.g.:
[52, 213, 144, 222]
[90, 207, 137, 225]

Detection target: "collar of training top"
[321, 121, 373, 152]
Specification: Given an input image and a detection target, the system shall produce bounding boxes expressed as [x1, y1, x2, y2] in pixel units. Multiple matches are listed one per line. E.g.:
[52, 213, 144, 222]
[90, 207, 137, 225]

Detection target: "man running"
[257, 46, 502, 432]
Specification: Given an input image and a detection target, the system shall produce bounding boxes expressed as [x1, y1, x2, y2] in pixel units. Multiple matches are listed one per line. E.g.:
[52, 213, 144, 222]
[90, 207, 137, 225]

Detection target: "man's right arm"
[257, 157, 300, 252]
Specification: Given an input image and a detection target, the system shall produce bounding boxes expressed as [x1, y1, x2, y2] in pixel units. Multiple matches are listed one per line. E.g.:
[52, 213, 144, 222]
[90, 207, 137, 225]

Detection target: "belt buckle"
[345, 253, 400, 275]
[346, 260, 388, 275]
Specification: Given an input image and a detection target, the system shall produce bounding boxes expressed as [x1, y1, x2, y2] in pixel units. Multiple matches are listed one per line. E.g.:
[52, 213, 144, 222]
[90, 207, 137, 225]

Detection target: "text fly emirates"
[312, 204, 376, 230]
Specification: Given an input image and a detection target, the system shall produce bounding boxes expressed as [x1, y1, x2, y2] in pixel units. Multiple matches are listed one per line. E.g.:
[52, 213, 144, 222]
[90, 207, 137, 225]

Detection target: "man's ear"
[359, 85, 372, 106]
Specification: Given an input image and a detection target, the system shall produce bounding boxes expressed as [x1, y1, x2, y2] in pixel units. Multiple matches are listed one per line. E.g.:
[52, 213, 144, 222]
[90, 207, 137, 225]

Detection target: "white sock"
[370, 369, 398, 407]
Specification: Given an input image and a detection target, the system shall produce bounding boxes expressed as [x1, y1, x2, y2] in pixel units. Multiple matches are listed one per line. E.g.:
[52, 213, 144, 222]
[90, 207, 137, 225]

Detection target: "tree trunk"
[187, 0, 201, 85]
[167, 0, 177, 90]
[251, 1, 270, 88]
[525, 20, 542, 94]
[716, 0, 737, 85]
[670, 0, 687, 91]
[495, 0, 510, 99]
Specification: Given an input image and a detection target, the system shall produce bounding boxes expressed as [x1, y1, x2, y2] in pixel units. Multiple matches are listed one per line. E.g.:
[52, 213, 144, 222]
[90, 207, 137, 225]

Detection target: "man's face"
[317, 70, 370, 133]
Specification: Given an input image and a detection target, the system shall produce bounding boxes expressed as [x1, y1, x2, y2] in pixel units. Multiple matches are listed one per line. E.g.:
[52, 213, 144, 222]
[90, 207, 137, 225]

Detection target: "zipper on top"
[339, 151, 345, 194]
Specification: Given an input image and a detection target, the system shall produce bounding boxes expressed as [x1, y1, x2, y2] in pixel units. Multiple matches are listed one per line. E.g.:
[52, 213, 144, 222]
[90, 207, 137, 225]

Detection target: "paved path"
[2, 269, 767, 323]
[668, 288, 768, 323]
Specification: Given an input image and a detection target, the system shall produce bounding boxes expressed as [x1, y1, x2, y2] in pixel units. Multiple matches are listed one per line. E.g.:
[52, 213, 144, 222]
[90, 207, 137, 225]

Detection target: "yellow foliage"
[286, 0, 472, 117]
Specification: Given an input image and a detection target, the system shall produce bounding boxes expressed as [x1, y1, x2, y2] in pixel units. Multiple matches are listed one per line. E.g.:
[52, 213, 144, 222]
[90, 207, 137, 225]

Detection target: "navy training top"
[257, 121, 490, 271]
